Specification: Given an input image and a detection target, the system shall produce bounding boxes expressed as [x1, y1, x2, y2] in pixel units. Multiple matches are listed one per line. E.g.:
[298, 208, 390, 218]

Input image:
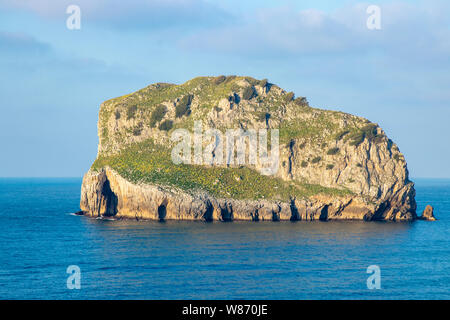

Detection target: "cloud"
[179, 6, 357, 56]
[0, 31, 113, 77]
[0, 31, 50, 56]
[179, 0, 450, 63]
[0, 0, 233, 29]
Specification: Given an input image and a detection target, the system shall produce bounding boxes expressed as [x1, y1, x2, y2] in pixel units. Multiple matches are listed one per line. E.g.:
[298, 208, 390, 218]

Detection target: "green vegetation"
[242, 86, 255, 100]
[294, 97, 308, 106]
[301, 161, 308, 168]
[285, 92, 294, 102]
[348, 131, 364, 146]
[101, 76, 346, 150]
[224, 75, 237, 82]
[175, 94, 193, 118]
[348, 123, 380, 147]
[149, 104, 167, 128]
[213, 75, 226, 85]
[311, 157, 322, 164]
[334, 130, 349, 141]
[132, 123, 143, 136]
[279, 114, 339, 145]
[256, 112, 270, 123]
[327, 147, 339, 155]
[259, 79, 268, 88]
[115, 110, 121, 120]
[126, 105, 138, 120]
[92, 139, 351, 201]
[361, 123, 378, 139]
[158, 120, 173, 131]
[326, 164, 334, 170]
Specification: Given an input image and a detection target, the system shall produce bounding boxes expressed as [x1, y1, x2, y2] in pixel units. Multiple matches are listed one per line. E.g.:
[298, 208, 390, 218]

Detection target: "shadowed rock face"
[80, 76, 418, 222]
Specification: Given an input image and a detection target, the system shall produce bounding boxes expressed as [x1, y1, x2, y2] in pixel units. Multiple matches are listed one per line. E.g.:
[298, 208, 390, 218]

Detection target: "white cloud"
[179, 0, 450, 63]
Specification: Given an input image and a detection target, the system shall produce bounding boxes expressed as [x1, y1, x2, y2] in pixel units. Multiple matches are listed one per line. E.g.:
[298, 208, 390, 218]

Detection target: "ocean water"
[0, 178, 449, 300]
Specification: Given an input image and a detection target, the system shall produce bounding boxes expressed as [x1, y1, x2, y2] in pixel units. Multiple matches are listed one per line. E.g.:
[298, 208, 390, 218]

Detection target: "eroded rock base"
[80, 168, 417, 222]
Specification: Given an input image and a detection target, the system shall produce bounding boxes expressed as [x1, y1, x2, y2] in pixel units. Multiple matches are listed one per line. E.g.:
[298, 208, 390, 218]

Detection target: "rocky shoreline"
[80, 167, 420, 222]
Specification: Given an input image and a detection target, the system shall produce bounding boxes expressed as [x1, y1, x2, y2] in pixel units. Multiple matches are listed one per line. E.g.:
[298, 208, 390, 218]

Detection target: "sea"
[0, 178, 449, 299]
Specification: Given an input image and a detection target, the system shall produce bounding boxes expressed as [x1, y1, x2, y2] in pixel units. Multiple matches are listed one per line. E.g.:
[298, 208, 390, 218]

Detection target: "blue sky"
[0, 0, 449, 178]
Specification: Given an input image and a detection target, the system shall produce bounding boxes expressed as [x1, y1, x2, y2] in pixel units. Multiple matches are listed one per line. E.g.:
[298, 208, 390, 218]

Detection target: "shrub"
[259, 79, 268, 88]
[133, 122, 143, 136]
[394, 154, 401, 161]
[326, 164, 334, 170]
[256, 112, 265, 122]
[242, 86, 255, 100]
[285, 92, 294, 102]
[115, 110, 121, 120]
[256, 112, 270, 123]
[327, 147, 339, 155]
[348, 131, 365, 146]
[311, 156, 321, 164]
[213, 75, 226, 85]
[349, 124, 379, 146]
[176, 95, 193, 118]
[356, 163, 363, 168]
[214, 106, 222, 113]
[294, 97, 308, 106]
[150, 104, 167, 128]
[158, 120, 173, 131]
[299, 142, 306, 149]
[373, 134, 384, 144]
[361, 123, 378, 139]
[301, 161, 308, 168]
[224, 75, 237, 82]
[335, 130, 349, 141]
[126, 105, 138, 120]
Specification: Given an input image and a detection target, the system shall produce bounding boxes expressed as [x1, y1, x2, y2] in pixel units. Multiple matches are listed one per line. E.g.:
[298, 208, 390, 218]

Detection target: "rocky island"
[80, 76, 421, 221]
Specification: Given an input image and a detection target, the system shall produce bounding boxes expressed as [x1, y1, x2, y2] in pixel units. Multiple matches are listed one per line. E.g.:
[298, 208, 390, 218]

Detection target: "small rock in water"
[419, 205, 436, 221]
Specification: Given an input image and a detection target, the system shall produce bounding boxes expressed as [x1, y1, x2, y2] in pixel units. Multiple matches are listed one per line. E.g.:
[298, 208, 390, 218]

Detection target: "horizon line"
[1, 176, 450, 180]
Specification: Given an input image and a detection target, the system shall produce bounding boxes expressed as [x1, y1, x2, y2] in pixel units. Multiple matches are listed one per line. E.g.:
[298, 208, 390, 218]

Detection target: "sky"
[0, 0, 449, 178]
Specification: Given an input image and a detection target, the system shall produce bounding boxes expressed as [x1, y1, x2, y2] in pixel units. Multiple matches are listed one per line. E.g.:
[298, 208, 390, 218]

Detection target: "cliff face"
[80, 76, 417, 221]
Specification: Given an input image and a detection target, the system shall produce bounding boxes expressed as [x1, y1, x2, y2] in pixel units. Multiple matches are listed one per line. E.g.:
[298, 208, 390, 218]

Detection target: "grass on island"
[92, 139, 352, 201]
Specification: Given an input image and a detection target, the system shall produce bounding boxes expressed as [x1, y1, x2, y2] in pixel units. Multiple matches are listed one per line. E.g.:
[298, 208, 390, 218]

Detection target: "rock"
[419, 205, 436, 221]
[80, 76, 420, 222]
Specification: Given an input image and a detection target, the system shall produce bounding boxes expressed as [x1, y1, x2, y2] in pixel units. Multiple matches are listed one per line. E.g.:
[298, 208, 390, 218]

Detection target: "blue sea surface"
[0, 178, 449, 299]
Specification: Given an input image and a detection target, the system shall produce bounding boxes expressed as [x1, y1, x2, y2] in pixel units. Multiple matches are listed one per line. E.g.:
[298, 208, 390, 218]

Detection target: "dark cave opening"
[319, 205, 329, 221]
[204, 201, 214, 222]
[101, 178, 118, 216]
[158, 204, 167, 221]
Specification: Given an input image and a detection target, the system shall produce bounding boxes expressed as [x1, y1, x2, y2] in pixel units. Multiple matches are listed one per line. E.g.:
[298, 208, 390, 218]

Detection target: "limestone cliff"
[80, 76, 417, 221]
